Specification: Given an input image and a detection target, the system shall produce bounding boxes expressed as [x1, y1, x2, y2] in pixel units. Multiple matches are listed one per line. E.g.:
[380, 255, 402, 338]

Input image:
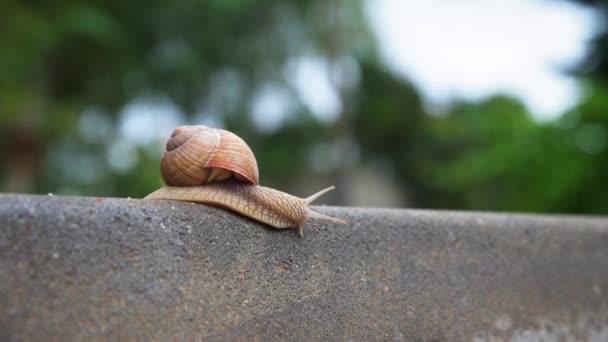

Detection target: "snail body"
[145, 125, 345, 237]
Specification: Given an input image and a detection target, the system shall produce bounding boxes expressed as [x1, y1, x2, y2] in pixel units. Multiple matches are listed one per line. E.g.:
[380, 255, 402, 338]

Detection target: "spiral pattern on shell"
[160, 125, 259, 186]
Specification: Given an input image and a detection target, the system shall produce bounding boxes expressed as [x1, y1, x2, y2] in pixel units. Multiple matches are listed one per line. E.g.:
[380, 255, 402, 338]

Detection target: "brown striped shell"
[160, 125, 259, 186]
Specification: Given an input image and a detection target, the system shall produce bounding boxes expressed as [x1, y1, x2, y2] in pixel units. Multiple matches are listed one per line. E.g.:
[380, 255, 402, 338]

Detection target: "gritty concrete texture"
[1, 194, 608, 341]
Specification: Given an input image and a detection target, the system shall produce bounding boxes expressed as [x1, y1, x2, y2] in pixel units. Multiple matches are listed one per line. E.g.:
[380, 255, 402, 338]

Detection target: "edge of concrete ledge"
[1, 194, 608, 341]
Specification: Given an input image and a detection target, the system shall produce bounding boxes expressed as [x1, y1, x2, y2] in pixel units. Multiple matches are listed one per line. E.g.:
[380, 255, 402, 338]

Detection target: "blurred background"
[1, 0, 608, 213]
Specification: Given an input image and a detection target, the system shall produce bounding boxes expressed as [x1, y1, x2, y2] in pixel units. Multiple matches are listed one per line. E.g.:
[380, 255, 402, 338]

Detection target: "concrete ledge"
[1, 194, 608, 341]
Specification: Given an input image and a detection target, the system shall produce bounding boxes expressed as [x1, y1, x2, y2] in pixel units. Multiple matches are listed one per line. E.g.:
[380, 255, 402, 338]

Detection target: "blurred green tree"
[0, 0, 375, 198]
[397, 0, 608, 214]
[1, 0, 606, 214]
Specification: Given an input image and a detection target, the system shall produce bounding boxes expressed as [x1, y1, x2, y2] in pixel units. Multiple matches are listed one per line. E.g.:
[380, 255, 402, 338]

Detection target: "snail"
[144, 125, 346, 237]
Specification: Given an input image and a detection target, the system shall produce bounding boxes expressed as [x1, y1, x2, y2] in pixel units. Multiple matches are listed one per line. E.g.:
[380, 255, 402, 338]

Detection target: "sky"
[366, 0, 601, 120]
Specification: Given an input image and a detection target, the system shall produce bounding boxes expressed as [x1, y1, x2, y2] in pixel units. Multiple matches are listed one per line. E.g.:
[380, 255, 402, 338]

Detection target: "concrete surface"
[1, 194, 608, 341]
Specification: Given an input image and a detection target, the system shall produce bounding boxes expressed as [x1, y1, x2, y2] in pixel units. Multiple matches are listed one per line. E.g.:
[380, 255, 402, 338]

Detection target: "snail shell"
[160, 125, 259, 186]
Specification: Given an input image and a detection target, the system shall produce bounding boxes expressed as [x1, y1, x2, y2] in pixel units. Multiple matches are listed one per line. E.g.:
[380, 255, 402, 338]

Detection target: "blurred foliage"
[1, 0, 607, 214]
